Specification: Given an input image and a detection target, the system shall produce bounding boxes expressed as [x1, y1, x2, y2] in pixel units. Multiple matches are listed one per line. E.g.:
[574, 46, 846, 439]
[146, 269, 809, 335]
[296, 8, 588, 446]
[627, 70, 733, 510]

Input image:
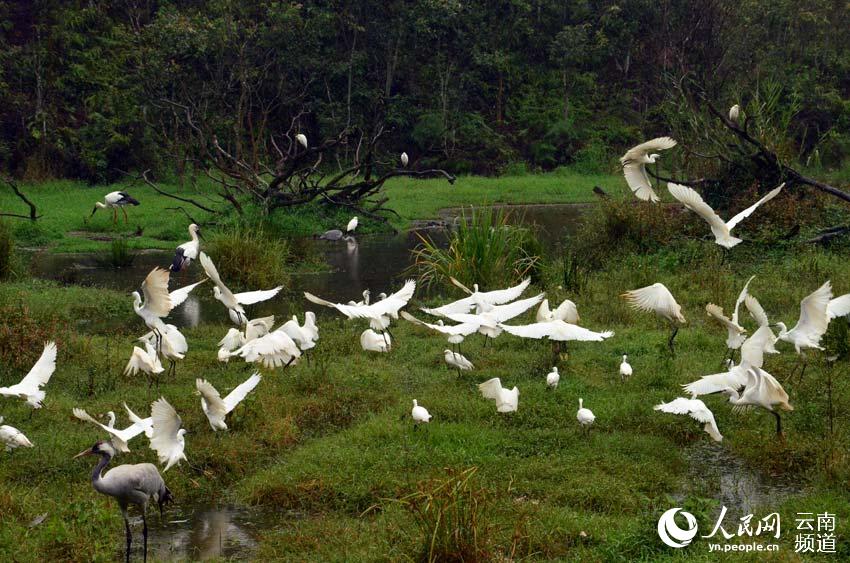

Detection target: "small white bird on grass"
[411, 399, 431, 425]
[0, 417, 34, 451]
[667, 183, 783, 249]
[654, 398, 723, 442]
[149, 398, 187, 472]
[620, 137, 677, 202]
[546, 367, 559, 389]
[478, 378, 519, 413]
[621, 283, 686, 354]
[444, 349, 474, 374]
[170, 224, 202, 272]
[619, 355, 632, 381]
[0, 341, 57, 409]
[200, 252, 282, 326]
[576, 398, 595, 432]
[705, 275, 755, 362]
[72, 405, 151, 453]
[195, 373, 262, 431]
[361, 329, 391, 352]
[536, 298, 579, 324]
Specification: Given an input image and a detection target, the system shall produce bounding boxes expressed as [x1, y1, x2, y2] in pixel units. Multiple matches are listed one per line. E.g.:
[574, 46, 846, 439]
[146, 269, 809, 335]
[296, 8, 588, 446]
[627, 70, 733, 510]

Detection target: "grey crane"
[74, 440, 172, 563]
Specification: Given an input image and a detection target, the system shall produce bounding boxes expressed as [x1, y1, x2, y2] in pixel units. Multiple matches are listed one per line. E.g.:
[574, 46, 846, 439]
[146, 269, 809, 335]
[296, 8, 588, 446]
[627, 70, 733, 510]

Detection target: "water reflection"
[147, 506, 263, 561]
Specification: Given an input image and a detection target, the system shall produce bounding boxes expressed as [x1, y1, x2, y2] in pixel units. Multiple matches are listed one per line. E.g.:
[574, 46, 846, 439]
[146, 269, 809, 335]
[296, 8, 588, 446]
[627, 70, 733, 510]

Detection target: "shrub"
[207, 224, 291, 289]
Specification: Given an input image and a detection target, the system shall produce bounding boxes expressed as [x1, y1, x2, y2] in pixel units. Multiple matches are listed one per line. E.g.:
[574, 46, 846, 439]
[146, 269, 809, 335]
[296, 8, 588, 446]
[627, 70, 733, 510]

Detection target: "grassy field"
[1, 239, 848, 560]
[0, 170, 618, 253]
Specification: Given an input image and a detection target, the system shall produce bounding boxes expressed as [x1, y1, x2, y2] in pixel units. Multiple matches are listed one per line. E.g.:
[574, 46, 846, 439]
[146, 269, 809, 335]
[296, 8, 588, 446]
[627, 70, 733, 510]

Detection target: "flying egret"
[546, 367, 559, 389]
[139, 324, 186, 377]
[222, 327, 301, 368]
[361, 329, 391, 352]
[168, 278, 207, 308]
[0, 417, 34, 451]
[621, 283, 686, 354]
[124, 342, 164, 387]
[478, 378, 519, 413]
[279, 313, 319, 353]
[295, 133, 308, 148]
[775, 281, 832, 378]
[619, 355, 632, 381]
[743, 294, 780, 354]
[706, 275, 755, 363]
[827, 293, 850, 320]
[729, 104, 741, 125]
[536, 298, 579, 324]
[0, 341, 56, 409]
[73, 405, 151, 453]
[132, 268, 173, 353]
[170, 224, 202, 272]
[411, 399, 431, 425]
[149, 397, 187, 472]
[444, 293, 545, 343]
[91, 191, 140, 224]
[499, 319, 613, 360]
[654, 398, 723, 442]
[346, 216, 358, 233]
[401, 312, 478, 353]
[74, 440, 172, 563]
[721, 367, 793, 436]
[421, 278, 531, 318]
[217, 316, 275, 361]
[199, 252, 282, 326]
[195, 373, 262, 431]
[401, 152, 409, 167]
[576, 398, 595, 432]
[444, 349, 474, 375]
[619, 137, 677, 202]
[668, 183, 783, 249]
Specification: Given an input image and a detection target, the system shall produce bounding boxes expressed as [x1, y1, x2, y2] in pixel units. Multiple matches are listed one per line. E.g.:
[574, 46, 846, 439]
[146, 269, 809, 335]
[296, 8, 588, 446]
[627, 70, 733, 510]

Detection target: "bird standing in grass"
[361, 329, 391, 352]
[619, 137, 677, 202]
[91, 191, 140, 224]
[576, 398, 595, 432]
[0, 417, 34, 451]
[546, 367, 559, 389]
[721, 368, 793, 437]
[619, 355, 632, 381]
[74, 440, 172, 563]
[444, 349, 474, 375]
[411, 400, 431, 426]
[621, 283, 686, 354]
[0, 341, 57, 410]
[478, 378, 519, 413]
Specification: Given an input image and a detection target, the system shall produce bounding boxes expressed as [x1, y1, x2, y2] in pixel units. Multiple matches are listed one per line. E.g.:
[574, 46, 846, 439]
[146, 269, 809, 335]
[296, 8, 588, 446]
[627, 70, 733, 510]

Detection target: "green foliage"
[95, 237, 135, 268]
[206, 224, 291, 289]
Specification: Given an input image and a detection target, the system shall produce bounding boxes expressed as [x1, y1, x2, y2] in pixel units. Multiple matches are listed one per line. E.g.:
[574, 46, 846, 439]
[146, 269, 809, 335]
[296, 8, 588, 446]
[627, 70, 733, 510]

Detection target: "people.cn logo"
[658, 508, 698, 548]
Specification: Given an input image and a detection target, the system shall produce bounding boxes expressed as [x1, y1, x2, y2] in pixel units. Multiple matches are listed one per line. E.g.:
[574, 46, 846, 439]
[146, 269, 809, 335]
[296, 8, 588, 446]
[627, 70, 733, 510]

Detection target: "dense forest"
[1, 0, 848, 183]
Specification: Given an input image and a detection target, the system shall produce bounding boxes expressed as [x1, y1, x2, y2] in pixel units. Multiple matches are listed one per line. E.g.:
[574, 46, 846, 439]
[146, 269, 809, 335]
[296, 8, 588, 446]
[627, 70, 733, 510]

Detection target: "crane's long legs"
[142, 513, 148, 563]
[123, 513, 132, 563]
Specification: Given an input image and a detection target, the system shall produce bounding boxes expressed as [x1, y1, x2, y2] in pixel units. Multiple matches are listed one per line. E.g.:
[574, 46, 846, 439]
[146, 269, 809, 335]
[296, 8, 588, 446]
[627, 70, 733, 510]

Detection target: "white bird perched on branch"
[200, 252, 282, 326]
[195, 373, 262, 431]
[401, 311, 478, 353]
[170, 224, 202, 272]
[149, 397, 187, 472]
[654, 398, 723, 442]
[90, 190, 140, 224]
[421, 278, 531, 318]
[361, 329, 391, 352]
[621, 283, 686, 354]
[72, 405, 151, 453]
[705, 275, 755, 362]
[444, 293, 544, 342]
[223, 327, 301, 368]
[444, 349, 474, 374]
[411, 399, 431, 425]
[132, 268, 173, 351]
[546, 367, 559, 389]
[619, 355, 632, 381]
[536, 298, 579, 324]
[576, 398, 595, 432]
[478, 378, 519, 413]
[619, 137, 677, 202]
[295, 133, 308, 148]
[721, 367, 793, 436]
[667, 183, 784, 248]
[0, 417, 34, 451]
[0, 341, 56, 409]
[400, 152, 409, 167]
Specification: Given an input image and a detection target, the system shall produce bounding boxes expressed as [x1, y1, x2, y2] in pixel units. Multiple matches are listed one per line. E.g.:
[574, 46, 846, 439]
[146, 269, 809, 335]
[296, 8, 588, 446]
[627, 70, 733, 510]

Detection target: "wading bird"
[132, 268, 172, 352]
[536, 298, 579, 324]
[654, 398, 723, 442]
[74, 440, 172, 563]
[721, 367, 793, 437]
[296, 133, 308, 148]
[170, 224, 201, 272]
[199, 252, 282, 326]
[576, 398, 595, 432]
[621, 283, 686, 354]
[0, 417, 34, 451]
[195, 373, 262, 431]
[619, 355, 632, 381]
[401, 152, 409, 167]
[411, 399, 431, 425]
[444, 349, 474, 374]
[546, 367, 559, 389]
[361, 329, 391, 352]
[149, 398, 187, 472]
[478, 378, 519, 413]
[421, 278, 531, 318]
[138, 325, 186, 377]
[619, 137, 677, 202]
[73, 406, 151, 453]
[667, 183, 783, 248]
[91, 191, 140, 224]
[401, 312, 478, 353]
[0, 341, 56, 409]
[775, 281, 832, 378]
[705, 275, 755, 363]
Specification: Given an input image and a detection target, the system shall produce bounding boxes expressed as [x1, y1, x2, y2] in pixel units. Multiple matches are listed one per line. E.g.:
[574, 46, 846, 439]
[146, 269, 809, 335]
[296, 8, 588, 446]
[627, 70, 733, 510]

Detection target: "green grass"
[1, 241, 849, 560]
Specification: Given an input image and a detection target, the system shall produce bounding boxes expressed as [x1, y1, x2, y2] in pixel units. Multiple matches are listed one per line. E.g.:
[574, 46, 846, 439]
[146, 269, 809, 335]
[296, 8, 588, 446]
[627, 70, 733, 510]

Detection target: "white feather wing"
[794, 281, 832, 338]
[150, 398, 182, 461]
[141, 268, 173, 317]
[19, 342, 57, 390]
[222, 373, 262, 412]
[726, 184, 783, 230]
[169, 279, 207, 307]
[827, 294, 850, 320]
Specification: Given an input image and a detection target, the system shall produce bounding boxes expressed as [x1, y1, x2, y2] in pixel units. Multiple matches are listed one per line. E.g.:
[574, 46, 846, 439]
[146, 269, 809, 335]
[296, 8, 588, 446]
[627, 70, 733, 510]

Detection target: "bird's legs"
[142, 512, 148, 563]
[668, 324, 679, 356]
[772, 411, 784, 439]
[112, 208, 118, 226]
[122, 509, 132, 563]
[122, 206, 129, 224]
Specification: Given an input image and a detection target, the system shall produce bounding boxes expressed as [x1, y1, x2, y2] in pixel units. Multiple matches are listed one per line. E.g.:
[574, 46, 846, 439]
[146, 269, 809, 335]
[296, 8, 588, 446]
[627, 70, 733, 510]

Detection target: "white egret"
[621, 283, 686, 353]
[729, 104, 741, 125]
[619, 137, 677, 202]
[536, 298, 579, 324]
[444, 293, 544, 343]
[195, 373, 262, 431]
[827, 293, 850, 320]
[775, 281, 832, 379]
[91, 191, 139, 224]
[170, 224, 201, 272]
[705, 275, 755, 362]
[653, 398, 723, 442]
[223, 327, 301, 368]
[139, 324, 186, 377]
[500, 318, 613, 360]
[619, 355, 633, 381]
[721, 367, 793, 436]
[401, 311, 478, 353]
[73, 406, 151, 453]
[546, 367, 559, 389]
[576, 398, 595, 432]
[421, 278, 531, 318]
[743, 294, 780, 354]
[0, 417, 34, 451]
[149, 397, 187, 472]
[346, 216, 359, 233]
[199, 252, 282, 325]
[667, 183, 783, 248]
[132, 268, 173, 352]
[218, 316, 275, 361]
[401, 152, 409, 167]
[74, 440, 172, 563]
[295, 133, 308, 148]
[411, 399, 431, 425]
[280, 313, 319, 353]
[124, 342, 164, 386]
[0, 341, 57, 409]
[478, 378, 519, 413]
[168, 278, 207, 308]
[444, 349, 474, 374]
[361, 329, 391, 352]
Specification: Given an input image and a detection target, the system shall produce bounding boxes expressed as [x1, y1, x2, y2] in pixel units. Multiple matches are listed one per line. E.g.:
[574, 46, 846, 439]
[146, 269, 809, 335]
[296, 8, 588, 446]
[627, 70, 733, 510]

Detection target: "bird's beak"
[73, 449, 93, 459]
[90, 207, 97, 217]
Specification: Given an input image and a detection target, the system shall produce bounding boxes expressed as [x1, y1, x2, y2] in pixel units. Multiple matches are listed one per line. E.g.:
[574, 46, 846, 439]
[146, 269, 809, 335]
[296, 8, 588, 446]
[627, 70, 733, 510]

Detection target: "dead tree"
[1, 177, 40, 220]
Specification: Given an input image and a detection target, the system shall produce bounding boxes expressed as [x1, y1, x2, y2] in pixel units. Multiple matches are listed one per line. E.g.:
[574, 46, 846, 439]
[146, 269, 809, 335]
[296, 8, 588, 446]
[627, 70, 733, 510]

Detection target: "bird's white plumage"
[169, 279, 206, 307]
[546, 367, 559, 388]
[621, 283, 686, 323]
[536, 298, 580, 324]
[576, 398, 595, 427]
[499, 319, 613, 342]
[478, 378, 519, 413]
[361, 329, 391, 352]
[411, 399, 431, 423]
[196, 373, 261, 431]
[619, 355, 632, 379]
[149, 397, 186, 471]
[305, 279, 416, 321]
[346, 216, 358, 232]
[400, 152, 409, 167]
[654, 397, 723, 442]
[0, 420, 34, 451]
[296, 133, 308, 148]
[421, 278, 531, 318]
[0, 341, 57, 408]
[124, 342, 164, 376]
[725, 368, 793, 413]
[827, 294, 850, 320]
[445, 293, 544, 329]
[444, 349, 474, 370]
[227, 329, 301, 368]
[776, 281, 832, 352]
[402, 311, 479, 339]
[73, 407, 149, 453]
[619, 137, 677, 202]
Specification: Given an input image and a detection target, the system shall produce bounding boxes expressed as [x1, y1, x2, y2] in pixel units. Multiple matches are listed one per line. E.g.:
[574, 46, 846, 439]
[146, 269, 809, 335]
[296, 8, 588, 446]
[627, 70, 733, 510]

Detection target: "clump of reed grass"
[207, 224, 291, 289]
[96, 237, 136, 268]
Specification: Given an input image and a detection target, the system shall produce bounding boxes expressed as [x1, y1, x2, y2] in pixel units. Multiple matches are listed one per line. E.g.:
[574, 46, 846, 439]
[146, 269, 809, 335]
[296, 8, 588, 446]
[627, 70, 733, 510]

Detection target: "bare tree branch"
[1, 176, 40, 220]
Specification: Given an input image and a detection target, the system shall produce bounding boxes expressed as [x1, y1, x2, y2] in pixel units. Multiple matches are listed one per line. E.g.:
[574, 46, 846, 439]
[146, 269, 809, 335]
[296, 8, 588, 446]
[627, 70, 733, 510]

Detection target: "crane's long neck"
[91, 452, 113, 494]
